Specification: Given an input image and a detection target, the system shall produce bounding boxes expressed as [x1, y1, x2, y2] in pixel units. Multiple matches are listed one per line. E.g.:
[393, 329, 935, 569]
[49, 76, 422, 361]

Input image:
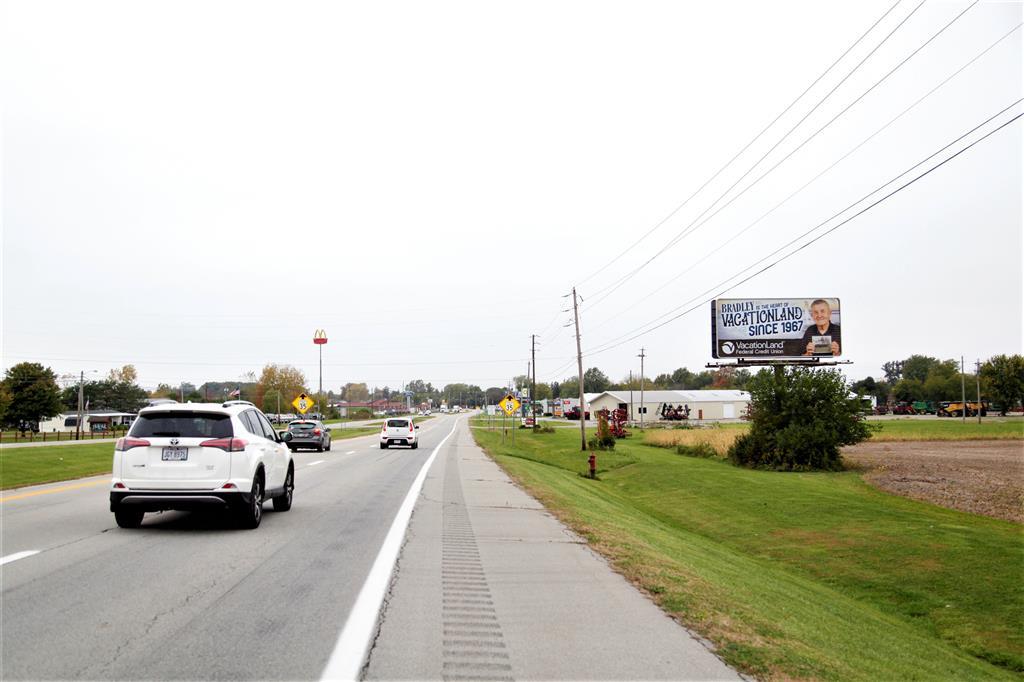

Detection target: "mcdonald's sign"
[313, 329, 328, 345]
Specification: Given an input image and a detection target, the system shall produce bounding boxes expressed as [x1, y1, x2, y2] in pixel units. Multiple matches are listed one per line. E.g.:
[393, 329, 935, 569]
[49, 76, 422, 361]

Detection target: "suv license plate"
[162, 447, 188, 461]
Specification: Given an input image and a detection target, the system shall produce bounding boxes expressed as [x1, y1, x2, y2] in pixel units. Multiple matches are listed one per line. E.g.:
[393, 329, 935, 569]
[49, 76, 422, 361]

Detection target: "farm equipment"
[937, 401, 987, 417]
[660, 403, 691, 421]
[595, 408, 630, 438]
[565, 406, 590, 420]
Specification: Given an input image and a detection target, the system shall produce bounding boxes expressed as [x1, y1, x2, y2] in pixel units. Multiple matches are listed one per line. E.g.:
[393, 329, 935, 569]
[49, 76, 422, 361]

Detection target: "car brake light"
[222, 482, 237, 489]
[409, 422, 414, 432]
[113, 482, 126, 489]
[313, 428, 321, 436]
[199, 437, 248, 452]
[115, 437, 150, 451]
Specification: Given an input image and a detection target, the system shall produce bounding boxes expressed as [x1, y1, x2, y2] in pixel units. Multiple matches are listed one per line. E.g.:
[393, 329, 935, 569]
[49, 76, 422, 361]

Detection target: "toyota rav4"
[109, 401, 295, 529]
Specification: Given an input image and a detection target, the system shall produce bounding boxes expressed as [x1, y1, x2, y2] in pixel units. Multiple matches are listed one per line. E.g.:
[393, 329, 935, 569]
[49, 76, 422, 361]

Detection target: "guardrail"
[0, 428, 129, 444]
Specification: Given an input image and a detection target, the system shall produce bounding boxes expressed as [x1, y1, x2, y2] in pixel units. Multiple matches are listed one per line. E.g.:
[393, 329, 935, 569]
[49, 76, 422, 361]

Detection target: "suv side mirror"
[280, 431, 293, 442]
[415, 425, 420, 429]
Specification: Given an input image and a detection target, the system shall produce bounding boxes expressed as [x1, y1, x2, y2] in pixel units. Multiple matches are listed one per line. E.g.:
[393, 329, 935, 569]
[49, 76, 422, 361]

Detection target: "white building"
[38, 411, 137, 433]
[586, 389, 751, 422]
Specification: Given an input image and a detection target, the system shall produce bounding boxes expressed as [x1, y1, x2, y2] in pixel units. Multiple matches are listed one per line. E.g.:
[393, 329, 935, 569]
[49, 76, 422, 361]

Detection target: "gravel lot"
[842, 440, 1024, 523]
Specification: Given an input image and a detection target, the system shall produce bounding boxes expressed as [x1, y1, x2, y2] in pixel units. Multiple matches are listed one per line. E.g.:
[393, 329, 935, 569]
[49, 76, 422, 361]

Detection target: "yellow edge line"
[0, 479, 108, 503]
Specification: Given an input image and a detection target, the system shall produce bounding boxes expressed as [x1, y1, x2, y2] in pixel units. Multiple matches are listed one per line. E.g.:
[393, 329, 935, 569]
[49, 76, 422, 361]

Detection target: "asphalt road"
[0, 416, 456, 680]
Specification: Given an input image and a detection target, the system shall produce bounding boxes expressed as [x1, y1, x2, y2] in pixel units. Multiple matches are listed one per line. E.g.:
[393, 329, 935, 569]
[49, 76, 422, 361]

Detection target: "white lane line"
[345, 450, 355, 455]
[1, 550, 40, 566]
[321, 420, 459, 681]
[308, 460, 325, 467]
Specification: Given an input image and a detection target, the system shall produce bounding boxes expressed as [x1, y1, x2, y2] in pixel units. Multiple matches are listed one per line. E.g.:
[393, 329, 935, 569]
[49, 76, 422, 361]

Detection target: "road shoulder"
[366, 417, 740, 680]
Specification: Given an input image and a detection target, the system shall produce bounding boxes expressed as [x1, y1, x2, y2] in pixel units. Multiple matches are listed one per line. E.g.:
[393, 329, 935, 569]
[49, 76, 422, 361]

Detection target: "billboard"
[711, 298, 841, 359]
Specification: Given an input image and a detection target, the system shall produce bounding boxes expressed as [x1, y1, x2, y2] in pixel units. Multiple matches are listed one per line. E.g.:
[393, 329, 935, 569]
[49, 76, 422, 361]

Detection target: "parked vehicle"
[565, 407, 590, 420]
[380, 417, 419, 449]
[286, 419, 332, 452]
[109, 401, 294, 529]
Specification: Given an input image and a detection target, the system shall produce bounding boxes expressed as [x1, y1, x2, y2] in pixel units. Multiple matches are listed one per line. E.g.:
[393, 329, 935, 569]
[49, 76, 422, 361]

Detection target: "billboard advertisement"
[711, 298, 841, 359]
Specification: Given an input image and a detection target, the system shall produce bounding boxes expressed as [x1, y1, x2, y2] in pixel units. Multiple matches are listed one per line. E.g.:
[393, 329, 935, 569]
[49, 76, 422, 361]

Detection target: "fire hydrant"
[588, 453, 596, 479]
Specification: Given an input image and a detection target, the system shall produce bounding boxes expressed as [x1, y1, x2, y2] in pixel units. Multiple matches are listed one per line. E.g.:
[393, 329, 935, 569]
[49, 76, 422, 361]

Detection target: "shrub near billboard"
[711, 298, 842, 358]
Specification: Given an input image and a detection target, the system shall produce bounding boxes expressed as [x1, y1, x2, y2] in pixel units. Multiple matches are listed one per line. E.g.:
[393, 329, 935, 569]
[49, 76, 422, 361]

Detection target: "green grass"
[1, 443, 115, 490]
[471, 426, 1023, 680]
[328, 426, 379, 440]
[868, 418, 1024, 441]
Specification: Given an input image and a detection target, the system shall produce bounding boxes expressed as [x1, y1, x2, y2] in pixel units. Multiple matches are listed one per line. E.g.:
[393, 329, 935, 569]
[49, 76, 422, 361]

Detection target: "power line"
[574, 0, 906, 289]
[586, 19, 1022, 335]
[583, 0, 978, 312]
[581, 102, 1023, 357]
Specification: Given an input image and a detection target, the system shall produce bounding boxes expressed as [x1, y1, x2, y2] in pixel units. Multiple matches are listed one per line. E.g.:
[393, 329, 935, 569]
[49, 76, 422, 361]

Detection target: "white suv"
[380, 417, 419, 449]
[109, 401, 295, 529]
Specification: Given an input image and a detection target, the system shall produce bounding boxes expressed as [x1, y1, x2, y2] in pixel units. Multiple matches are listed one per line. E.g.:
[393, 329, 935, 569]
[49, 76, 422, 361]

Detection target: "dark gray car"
[285, 419, 332, 452]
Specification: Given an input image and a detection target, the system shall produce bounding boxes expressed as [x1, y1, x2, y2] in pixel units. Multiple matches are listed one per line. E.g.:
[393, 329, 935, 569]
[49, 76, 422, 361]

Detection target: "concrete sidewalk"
[366, 418, 740, 681]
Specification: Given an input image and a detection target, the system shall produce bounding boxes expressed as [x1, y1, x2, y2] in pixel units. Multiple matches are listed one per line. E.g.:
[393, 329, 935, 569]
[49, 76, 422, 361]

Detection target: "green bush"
[728, 366, 873, 471]
[675, 442, 718, 458]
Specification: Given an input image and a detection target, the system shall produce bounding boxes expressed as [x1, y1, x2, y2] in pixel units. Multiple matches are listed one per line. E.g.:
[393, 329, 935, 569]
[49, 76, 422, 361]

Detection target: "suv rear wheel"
[238, 475, 264, 529]
[273, 465, 294, 512]
[115, 509, 144, 529]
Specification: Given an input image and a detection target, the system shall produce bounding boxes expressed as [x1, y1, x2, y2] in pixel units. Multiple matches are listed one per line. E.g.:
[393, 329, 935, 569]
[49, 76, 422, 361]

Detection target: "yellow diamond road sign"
[499, 394, 521, 416]
[292, 393, 313, 414]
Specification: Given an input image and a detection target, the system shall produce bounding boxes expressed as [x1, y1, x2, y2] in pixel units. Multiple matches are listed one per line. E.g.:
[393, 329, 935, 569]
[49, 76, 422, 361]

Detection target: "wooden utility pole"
[629, 370, 634, 423]
[531, 334, 538, 430]
[960, 356, 967, 424]
[976, 359, 983, 424]
[572, 287, 586, 451]
[638, 348, 646, 429]
[76, 371, 84, 441]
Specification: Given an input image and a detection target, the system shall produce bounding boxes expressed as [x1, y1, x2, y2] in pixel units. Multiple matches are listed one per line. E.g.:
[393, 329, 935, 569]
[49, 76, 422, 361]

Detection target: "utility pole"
[960, 356, 967, 424]
[76, 371, 84, 441]
[638, 348, 646, 429]
[976, 359, 983, 424]
[629, 370, 634, 423]
[531, 334, 538, 430]
[572, 287, 586, 451]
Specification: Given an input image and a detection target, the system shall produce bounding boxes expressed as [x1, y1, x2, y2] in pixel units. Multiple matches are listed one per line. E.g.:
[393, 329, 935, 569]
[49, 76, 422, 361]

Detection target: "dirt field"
[842, 440, 1024, 523]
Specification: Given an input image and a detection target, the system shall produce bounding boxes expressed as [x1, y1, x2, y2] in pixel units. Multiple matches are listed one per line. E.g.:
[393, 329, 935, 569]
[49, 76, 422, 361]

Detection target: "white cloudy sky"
[2, 0, 1022, 393]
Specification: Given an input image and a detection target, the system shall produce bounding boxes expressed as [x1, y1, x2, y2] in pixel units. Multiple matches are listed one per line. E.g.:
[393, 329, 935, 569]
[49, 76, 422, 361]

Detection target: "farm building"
[586, 389, 750, 422]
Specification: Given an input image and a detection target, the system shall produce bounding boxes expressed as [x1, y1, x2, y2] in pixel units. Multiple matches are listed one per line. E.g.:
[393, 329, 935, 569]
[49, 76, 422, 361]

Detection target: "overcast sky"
[3, 0, 1022, 394]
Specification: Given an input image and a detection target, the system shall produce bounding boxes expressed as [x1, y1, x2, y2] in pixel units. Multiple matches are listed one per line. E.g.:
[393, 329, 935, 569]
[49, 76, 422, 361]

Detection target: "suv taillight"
[199, 437, 248, 452]
[409, 422, 414, 432]
[313, 428, 321, 436]
[115, 437, 150, 451]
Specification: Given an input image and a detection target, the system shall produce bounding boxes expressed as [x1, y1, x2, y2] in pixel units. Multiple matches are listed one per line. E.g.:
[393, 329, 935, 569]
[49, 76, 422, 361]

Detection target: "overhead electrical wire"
[579, 102, 1023, 358]
[574, 0, 906, 289]
[585, 20, 1022, 335]
[582, 0, 979, 312]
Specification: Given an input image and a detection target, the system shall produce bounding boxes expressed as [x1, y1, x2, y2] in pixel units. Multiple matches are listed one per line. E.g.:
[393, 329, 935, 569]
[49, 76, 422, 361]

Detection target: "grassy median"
[470, 421, 1023, 680]
[0, 443, 115, 490]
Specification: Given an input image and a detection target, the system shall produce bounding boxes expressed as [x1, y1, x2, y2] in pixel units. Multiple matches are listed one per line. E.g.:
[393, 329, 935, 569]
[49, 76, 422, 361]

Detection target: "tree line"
[3, 353, 1020, 430]
[851, 354, 1024, 414]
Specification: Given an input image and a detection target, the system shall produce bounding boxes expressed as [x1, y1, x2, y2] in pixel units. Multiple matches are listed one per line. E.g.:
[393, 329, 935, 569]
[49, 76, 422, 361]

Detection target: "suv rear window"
[288, 422, 315, 431]
[130, 412, 233, 438]
[387, 419, 409, 428]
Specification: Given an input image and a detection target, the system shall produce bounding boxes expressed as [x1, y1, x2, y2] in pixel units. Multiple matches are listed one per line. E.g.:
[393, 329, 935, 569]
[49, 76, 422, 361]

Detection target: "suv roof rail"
[222, 400, 256, 408]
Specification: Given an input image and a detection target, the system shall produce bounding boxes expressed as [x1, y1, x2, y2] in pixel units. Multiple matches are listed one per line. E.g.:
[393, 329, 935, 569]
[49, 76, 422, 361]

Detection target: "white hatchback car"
[379, 417, 419, 449]
[109, 401, 295, 529]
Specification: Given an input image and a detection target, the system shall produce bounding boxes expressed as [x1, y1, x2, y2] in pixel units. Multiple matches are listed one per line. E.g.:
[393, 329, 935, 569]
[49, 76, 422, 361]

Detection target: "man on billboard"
[802, 299, 841, 356]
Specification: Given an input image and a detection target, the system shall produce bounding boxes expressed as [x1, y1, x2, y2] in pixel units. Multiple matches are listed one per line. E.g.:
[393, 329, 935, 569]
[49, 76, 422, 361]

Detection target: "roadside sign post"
[499, 394, 520, 444]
